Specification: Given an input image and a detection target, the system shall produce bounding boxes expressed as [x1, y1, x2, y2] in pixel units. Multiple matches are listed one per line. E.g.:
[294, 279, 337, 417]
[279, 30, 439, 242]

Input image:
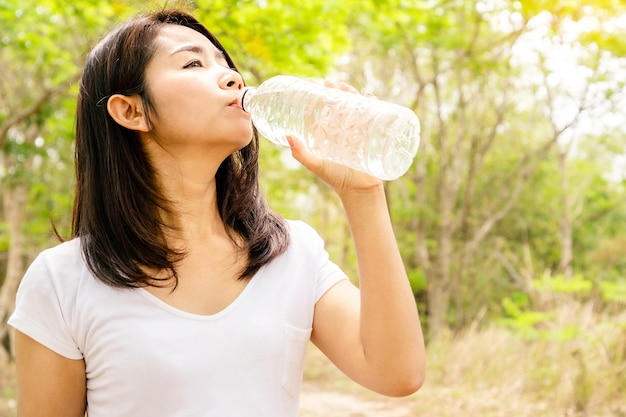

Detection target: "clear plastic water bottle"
[240, 75, 420, 181]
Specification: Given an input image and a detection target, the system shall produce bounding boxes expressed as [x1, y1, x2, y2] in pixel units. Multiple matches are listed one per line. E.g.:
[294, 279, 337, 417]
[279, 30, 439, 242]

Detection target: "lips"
[228, 98, 243, 110]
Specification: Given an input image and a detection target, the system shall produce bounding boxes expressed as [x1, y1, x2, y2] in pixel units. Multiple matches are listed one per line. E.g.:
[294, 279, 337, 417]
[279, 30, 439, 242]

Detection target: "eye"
[183, 60, 203, 69]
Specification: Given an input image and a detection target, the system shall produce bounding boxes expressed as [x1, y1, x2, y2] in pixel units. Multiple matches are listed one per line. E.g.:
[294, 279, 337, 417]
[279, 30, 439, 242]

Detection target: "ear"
[107, 94, 149, 132]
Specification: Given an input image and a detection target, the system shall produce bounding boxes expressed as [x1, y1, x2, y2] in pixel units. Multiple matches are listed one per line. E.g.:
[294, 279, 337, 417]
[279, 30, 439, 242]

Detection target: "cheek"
[150, 85, 181, 113]
[146, 92, 198, 132]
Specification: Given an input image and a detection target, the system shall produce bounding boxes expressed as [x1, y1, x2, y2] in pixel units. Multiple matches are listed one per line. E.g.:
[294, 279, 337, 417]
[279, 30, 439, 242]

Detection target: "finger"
[338, 81, 359, 94]
[361, 88, 377, 99]
[286, 134, 322, 172]
[321, 79, 360, 95]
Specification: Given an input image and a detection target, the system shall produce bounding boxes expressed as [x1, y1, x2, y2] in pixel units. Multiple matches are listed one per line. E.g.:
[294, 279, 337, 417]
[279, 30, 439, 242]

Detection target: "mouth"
[228, 98, 244, 110]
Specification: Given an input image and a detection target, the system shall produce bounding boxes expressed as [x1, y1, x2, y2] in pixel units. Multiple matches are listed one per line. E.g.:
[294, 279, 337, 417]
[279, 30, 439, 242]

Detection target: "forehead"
[153, 24, 220, 56]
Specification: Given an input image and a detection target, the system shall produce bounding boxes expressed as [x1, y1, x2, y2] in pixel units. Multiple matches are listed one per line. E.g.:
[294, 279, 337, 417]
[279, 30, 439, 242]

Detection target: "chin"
[236, 132, 254, 149]
[221, 135, 253, 157]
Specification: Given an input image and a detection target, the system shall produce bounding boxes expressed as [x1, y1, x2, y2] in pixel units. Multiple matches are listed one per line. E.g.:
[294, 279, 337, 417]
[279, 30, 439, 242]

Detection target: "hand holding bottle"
[285, 80, 384, 195]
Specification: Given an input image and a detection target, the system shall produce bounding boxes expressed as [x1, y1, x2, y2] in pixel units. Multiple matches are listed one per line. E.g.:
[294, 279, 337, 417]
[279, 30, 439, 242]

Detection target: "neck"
[145, 142, 227, 244]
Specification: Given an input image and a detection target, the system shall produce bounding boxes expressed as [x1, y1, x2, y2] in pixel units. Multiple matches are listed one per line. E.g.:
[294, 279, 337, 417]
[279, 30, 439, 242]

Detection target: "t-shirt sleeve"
[313, 237, 349, 303]
[8, 252, 83, 360]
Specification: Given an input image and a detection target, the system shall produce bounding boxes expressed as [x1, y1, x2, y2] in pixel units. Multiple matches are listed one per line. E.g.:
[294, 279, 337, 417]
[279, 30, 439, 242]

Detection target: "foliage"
[600, 279, 626, 303]
[345, 0, 626, 336]
[192, 0, 351, 83]
[0, 0, 142, 247]
[499, 273, 626, 341]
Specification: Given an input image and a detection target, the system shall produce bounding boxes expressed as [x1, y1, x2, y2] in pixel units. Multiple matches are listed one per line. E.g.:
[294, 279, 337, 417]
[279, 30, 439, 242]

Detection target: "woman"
[9, 8, 425, 417]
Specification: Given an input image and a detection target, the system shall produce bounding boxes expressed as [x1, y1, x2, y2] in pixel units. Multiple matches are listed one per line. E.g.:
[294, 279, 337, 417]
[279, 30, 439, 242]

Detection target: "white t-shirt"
[9, 220, 347, 417]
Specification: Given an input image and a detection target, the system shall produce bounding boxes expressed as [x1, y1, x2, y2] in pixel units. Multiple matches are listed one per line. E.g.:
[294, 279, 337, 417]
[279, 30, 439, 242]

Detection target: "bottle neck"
[240, 87, 256, 113]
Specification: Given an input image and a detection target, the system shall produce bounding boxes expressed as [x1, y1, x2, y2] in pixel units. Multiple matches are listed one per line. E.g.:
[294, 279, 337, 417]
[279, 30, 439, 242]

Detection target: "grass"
[302, 300, 626, 417]
[0, 361, 16, 417]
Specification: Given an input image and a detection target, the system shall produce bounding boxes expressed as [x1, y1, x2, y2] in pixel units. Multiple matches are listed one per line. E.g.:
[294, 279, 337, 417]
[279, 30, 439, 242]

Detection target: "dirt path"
[300, 381, 415, 417]
[299, 345, 420, 417]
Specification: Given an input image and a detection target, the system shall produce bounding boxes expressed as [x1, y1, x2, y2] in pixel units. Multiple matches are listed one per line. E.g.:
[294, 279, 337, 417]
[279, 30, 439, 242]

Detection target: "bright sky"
[504, 5, 626, 181]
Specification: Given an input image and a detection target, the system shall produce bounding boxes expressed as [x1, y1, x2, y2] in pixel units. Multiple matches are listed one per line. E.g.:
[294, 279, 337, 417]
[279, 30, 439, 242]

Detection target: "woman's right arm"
[14, 330, 87, 417]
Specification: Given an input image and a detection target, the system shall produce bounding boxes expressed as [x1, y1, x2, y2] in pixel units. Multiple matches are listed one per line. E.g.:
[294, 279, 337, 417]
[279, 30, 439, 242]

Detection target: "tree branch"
[0, 72, 80, 147]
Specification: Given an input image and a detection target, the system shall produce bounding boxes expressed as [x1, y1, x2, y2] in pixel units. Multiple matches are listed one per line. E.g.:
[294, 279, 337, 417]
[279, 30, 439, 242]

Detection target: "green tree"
[336, 0, 626, 337]
[0, 0, 141, 361]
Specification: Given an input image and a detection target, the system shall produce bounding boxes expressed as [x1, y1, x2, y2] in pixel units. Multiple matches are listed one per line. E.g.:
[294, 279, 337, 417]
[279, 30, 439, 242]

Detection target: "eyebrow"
[170, 44, 228, 62]
[170, 44, 203, 56]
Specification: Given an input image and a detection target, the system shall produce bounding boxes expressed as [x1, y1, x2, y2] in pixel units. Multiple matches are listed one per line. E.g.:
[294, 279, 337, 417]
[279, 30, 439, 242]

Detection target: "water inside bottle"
[245, 76, 420, 180]
[248, 89, 307, 147]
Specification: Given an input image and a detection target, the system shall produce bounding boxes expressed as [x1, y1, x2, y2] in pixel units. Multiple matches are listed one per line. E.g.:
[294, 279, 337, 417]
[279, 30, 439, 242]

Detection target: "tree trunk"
[557, 150, 574, 279]
[0, 183, 28, 361]
[427, 277, 451, 339]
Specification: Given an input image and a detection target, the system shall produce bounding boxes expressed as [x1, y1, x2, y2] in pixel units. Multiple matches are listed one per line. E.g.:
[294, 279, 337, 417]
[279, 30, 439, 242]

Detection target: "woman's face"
[142, 24, 252, 159]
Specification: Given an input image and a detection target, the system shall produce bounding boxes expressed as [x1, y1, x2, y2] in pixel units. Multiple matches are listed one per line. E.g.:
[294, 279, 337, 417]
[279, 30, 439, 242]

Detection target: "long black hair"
[72, 9, 289, 288]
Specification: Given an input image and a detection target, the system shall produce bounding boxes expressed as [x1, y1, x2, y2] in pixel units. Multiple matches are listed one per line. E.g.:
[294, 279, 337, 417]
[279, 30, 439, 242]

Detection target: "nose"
[222, 70, 244, 90]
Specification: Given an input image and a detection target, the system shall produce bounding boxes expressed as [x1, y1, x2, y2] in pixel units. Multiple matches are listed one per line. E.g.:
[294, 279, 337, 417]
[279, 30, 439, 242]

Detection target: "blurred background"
[1, 0, 625, 416]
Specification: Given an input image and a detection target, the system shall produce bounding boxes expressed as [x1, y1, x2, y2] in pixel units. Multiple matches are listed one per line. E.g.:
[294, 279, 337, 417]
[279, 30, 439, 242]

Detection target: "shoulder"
[283, 219, 330, 258]
[20, 238, 87, 294]
[39, 238, 83, 258]
[279, 220, 348, 303]
[32, 238, 84, 273]
[280, 219, 336, 270]
[285, 219, 323, 244]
